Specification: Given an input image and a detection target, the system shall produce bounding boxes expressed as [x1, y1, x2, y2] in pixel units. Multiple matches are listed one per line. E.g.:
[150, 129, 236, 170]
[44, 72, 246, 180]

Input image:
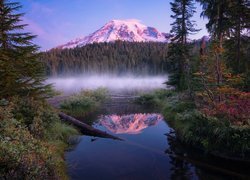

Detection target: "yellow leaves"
[224, 73, 243, 85]
[193, 71, 204, 76]
[211, 43, 224, 54]
[238, 92, 250, 99]
[216, 86, 238, 95]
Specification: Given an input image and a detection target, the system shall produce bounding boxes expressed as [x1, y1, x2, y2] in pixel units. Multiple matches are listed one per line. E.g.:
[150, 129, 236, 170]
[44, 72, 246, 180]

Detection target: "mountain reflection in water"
[98, 113, 163, 134]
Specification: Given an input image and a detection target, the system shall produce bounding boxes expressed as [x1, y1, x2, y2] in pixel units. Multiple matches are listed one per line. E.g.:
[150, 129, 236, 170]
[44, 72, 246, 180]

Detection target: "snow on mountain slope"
[56, 19, 169, 49]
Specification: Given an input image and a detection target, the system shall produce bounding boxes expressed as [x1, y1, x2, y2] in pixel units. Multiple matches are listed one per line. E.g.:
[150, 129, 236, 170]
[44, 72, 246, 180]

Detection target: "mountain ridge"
[56, 19, 170, 49]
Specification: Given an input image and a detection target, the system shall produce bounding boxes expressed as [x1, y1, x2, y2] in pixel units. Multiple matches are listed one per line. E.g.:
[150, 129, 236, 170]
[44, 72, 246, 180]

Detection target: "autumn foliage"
[195, 42, 250, 126]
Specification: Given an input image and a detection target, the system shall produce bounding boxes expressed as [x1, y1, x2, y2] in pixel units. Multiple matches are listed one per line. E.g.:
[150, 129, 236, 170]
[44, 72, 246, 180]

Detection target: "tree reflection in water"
[165, 130, 196, 180]
[164, 130, 249, 180]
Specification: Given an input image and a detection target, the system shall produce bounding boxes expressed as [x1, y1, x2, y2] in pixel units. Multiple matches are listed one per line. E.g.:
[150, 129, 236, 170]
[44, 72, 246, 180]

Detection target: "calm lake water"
[65, 92, 249, 180]
[48, 76, 249, 180]
[65, 97, 198, 180]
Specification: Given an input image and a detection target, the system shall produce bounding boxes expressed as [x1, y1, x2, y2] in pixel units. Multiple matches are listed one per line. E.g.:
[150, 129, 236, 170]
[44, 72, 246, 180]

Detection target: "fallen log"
[58, 112, 123, 141]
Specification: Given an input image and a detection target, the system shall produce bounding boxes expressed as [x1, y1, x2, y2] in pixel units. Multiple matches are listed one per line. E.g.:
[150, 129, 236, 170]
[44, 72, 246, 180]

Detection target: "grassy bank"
[0, 97, 79, 179]
[136, 90, 250, 159]
[60, 88, 109, 117]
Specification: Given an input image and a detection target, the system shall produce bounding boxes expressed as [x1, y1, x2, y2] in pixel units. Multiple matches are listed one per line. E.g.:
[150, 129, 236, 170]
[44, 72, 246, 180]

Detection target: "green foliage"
[81, 88, 109, 103]
[45, 121, 78, 144]
[167, 44, 189, 91]
[170, 0, 200, 44]
[0, 99, 78, 179]
[135, 94, 160, 107]
[224, 35, 250, 90]
[60, 96, 96, 117]
[0, 0, 52, 99]
[60, 88, 109, 117]
[163, 99, 250, 157]
[197, 0, 230, 40]
[135, 89, 175, 107]
[0, 1, 79, 179]
[41, 41, 169, 76]
[168, 0, 200, 92]
[197, 0, 249, 41]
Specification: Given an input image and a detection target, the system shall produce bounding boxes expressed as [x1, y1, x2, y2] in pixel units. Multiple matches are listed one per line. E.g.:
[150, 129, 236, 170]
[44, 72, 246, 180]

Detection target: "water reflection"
[164, 130, 250, 179]
[65, 91, 250, 180]
[98, 113, 163, 134]
[165, 131, 197, 179]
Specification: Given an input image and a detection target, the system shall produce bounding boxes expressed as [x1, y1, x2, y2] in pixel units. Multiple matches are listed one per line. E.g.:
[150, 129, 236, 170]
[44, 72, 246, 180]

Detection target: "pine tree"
[0, 0, 51, 99]
[197, 0, 231, 46]
[225, 0, 250, 73]
[167, 0, 200, 91]
[170, 0, 200, 44]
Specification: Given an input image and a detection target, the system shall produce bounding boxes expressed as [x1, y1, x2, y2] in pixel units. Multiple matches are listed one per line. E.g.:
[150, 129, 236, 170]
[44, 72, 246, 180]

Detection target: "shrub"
[201, 92, 250, 125]
[83, 87, 109, 102]
[163, 101, 250, 157]
[0, 99, 79, 179]
[60, 88, 109, 117]
[135, 89, 175, 107]
[135, 94, 159, 107]
[60, 96, 96, 117]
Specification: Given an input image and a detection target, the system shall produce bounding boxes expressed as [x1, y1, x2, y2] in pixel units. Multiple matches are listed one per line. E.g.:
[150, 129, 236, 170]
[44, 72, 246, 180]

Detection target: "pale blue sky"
[20, 0, 208, 50]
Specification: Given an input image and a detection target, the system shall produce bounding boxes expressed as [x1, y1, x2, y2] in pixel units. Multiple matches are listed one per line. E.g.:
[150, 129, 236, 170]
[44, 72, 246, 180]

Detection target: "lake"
[48, 75, 249, 180]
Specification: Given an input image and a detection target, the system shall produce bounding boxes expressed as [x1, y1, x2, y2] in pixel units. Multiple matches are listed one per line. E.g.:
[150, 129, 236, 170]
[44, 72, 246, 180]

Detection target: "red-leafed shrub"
[201, 92, 250, 125]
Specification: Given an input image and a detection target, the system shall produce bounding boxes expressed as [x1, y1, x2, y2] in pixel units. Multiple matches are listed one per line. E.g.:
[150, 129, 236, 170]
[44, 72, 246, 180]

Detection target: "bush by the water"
[135, 89, 175, 107]
[0, 98, 78, 179]
[163, 96, 250, 157]
[60, 88, 109, 117]
[136, 90, 250, 157]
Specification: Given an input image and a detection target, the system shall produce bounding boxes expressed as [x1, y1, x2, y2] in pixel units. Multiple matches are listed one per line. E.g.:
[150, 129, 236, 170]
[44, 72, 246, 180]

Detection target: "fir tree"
[0, 0, 51, 99]
[226, 0, 250, 73]
[167, 0, 200, 91]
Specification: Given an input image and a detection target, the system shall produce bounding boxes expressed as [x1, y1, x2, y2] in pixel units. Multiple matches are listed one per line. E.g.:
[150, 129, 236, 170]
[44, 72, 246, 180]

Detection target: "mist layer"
[47, 74, 168, 94]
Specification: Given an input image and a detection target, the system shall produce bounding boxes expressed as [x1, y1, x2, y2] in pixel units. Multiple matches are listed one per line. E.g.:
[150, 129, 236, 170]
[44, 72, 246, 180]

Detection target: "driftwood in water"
[58, 112, 123, 141]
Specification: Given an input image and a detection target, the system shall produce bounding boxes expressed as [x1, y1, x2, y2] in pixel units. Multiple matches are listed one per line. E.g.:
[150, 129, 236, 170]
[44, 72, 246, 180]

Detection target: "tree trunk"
[58, 112, 123, 141]
[236, 15, 241, 72]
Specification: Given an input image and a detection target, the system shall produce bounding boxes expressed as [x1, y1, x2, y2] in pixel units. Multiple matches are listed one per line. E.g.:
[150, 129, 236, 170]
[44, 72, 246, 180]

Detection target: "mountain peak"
[111, 19, 142, 23]
[56, 19, 169, 49]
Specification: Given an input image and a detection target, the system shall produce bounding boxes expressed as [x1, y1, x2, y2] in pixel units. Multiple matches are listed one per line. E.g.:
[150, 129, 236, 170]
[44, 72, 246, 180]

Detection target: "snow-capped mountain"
[56, 19, 169, 49]
[99, 113, 163, 134]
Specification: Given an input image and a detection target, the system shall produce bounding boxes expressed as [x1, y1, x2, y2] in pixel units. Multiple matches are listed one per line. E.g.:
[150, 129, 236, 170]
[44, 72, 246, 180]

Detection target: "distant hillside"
[41, 41, 170, 76]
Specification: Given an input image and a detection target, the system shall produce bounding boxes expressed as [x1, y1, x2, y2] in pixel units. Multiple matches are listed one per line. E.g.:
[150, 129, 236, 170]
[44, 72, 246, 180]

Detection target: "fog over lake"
[47, 74, 168, 94]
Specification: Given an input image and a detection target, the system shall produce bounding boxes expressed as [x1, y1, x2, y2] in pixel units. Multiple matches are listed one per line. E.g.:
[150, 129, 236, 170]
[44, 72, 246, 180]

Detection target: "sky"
[20, 0, 208, 51]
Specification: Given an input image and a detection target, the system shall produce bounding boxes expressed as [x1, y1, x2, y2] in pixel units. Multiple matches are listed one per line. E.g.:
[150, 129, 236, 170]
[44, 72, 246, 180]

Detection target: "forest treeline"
[41, 41, 170, 75]
[41, 40, 208, 76]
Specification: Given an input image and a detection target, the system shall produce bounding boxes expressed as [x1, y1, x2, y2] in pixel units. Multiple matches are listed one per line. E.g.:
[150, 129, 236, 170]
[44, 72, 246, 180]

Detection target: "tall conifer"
[0, 0, 51, 99]
[167, 0, 200, 91]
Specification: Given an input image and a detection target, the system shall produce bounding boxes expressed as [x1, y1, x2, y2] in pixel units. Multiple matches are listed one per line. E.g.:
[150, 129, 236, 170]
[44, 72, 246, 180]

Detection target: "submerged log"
[58, 112, 123, 141]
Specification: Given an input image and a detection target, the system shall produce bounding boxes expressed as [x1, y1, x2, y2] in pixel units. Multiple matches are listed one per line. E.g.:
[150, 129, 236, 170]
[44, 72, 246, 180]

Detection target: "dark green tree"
[170, 0, 200, 44]
[197, 0, 250, 91]
[197, 0, 230, 46]
[167, 0, 200, 91]
[0, 0, 51, 99]
[225, 0, 250, 73]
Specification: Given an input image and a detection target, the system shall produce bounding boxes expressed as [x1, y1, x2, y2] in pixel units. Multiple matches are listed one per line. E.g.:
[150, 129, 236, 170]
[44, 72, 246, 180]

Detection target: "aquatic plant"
[60, 88, 109, 117]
